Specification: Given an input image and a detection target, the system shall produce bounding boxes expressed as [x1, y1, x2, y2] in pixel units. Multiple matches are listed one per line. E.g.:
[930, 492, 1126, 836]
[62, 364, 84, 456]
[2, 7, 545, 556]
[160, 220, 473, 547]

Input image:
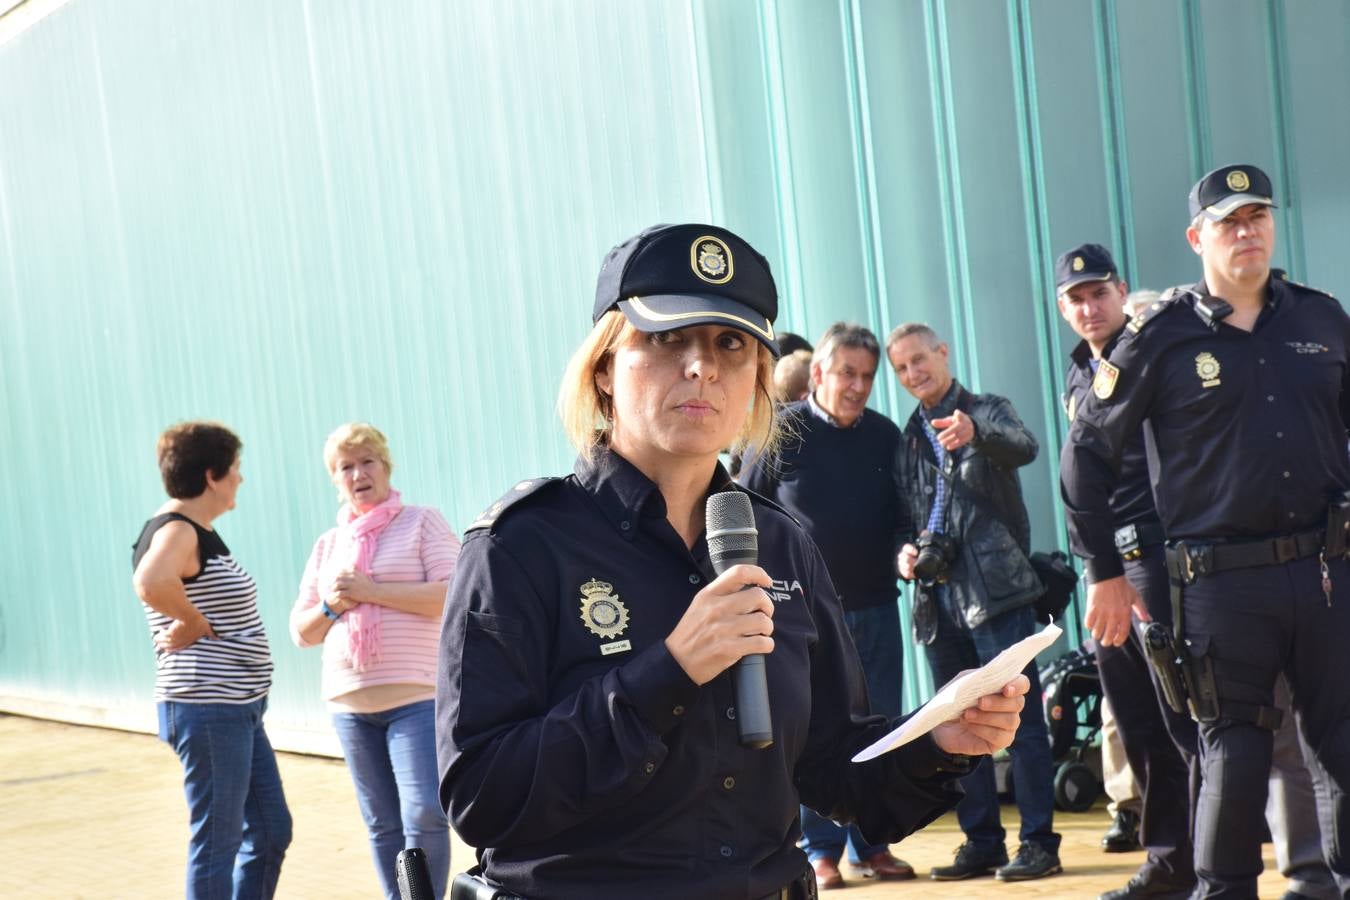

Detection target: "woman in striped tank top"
[290, 423, 460, 900]
[131, 421, 292, 899]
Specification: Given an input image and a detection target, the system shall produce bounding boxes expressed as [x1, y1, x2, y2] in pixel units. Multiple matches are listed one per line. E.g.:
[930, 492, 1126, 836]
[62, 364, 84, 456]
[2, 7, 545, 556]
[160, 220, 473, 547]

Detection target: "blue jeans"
[802, 602, 904, 864]
[923, 603, 1059, 854]
[158, 697, 293, 900]
[332, 699, 449, 900]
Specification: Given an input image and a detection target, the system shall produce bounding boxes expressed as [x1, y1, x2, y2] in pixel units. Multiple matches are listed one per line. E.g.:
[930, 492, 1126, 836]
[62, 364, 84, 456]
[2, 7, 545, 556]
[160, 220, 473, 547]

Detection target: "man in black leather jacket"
[887, 322, 1060, 883]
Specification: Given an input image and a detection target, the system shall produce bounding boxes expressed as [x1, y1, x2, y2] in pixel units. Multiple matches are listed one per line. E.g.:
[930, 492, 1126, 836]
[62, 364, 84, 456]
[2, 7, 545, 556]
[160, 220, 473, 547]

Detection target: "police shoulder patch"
[1092, 361, 1120, 400]
[465, 477, 563, 534]
[1281, 275, 1337, 302]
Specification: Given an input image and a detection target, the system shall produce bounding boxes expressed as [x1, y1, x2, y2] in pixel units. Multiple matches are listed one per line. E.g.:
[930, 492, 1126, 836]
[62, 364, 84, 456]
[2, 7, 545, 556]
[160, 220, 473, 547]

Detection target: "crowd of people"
[131, 163, 1347, 900]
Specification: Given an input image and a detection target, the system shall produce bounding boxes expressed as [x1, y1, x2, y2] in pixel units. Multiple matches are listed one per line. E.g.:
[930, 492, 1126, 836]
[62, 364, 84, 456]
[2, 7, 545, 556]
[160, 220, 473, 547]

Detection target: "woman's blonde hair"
[557, 311, 782, 461]
[323, 422, 394, 476]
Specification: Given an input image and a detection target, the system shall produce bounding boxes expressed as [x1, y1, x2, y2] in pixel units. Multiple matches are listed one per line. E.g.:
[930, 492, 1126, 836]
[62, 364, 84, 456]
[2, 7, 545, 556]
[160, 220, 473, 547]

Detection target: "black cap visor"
[1199, 194, 1277, 222]
[1057, 271, 1116, 296]
[617, 294, 780, 356]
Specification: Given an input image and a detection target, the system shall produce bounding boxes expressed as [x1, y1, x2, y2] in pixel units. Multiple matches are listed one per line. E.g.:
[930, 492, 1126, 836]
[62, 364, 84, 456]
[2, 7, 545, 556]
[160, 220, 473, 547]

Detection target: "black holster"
[450, 870, 521, 900]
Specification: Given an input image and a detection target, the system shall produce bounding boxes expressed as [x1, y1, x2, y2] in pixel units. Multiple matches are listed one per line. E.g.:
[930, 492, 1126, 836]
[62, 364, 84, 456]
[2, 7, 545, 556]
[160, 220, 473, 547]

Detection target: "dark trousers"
[924, 603, 1059, 853]
[1094, 545, 1198, 883]
[1183, 555, 1350, 898]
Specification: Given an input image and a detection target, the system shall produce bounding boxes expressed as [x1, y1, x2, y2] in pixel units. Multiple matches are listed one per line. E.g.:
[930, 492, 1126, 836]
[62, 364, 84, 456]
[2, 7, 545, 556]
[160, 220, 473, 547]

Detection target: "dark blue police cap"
[593, 224, 779, 355]
[1188, 164, 1277, 222]
[1054, 243, 1118, 295]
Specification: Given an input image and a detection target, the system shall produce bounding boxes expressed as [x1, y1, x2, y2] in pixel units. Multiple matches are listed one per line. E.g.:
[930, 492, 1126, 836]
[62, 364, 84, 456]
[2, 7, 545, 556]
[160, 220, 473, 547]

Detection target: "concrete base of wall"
[0, 694, 342, 758]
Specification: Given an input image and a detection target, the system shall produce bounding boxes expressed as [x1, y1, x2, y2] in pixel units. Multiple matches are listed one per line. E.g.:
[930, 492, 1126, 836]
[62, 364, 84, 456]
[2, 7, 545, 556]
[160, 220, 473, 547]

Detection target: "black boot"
[1102, 808, 1142, 852]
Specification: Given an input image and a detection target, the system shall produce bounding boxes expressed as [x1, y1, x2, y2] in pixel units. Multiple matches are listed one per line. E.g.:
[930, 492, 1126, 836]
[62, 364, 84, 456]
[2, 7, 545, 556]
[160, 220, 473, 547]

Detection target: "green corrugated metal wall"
[2, 0, 1347, 742]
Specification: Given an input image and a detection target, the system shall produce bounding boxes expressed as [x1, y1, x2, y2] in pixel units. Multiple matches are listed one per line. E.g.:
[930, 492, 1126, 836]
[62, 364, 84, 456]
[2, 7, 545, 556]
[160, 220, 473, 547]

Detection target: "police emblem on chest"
[1195, 352, 1221, 388]
[579, 578, 631, 654]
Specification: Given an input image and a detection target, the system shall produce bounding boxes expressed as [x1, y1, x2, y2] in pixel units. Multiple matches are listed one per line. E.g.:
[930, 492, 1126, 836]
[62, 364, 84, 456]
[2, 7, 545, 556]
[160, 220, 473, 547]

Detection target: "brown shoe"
[811, 857, 845, 890]
[848, 851, 916, 881]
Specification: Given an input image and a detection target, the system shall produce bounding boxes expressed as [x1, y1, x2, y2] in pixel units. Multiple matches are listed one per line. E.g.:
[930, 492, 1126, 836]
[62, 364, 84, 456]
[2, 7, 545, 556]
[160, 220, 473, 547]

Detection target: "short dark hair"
[156, 421, 242, 499]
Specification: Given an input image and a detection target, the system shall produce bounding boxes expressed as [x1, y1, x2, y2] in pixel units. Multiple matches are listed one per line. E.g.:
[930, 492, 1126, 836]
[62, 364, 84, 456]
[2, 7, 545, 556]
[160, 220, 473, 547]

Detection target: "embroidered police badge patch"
[1195, 352, 1221, 388]
[691, 236, 733, 285]
[579, 578, 630, 644]
[1092, 361, 1119, 400]
[1226, 169, 1250, 192]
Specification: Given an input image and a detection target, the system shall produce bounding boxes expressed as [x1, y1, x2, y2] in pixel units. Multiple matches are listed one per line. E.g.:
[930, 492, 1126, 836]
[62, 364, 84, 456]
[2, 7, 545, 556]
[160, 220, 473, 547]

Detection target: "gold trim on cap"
[1205, 194, 1274, 219]
[625, 296, 776, 342]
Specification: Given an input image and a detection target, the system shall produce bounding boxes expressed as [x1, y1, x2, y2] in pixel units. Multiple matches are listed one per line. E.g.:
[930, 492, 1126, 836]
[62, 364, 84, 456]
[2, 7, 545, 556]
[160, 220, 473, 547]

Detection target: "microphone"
[395, 848, 434, 900]
[706, 491, 773, 749]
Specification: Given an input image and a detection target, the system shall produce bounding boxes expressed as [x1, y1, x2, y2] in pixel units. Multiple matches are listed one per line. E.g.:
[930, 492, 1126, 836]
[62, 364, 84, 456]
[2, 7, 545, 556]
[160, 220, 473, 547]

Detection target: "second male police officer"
[1055, 243, 1197, 900]
[1060, 165, 1350, 897]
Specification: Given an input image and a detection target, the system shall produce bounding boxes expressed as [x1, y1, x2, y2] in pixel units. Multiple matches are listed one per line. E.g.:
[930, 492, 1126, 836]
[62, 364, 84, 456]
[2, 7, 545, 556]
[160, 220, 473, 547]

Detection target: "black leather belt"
[1165, 528, 1325, 583]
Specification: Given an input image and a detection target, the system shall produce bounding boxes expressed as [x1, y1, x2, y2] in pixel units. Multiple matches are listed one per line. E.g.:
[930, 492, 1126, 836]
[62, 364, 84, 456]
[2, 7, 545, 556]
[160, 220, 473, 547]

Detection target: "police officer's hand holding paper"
[436, 224, 1029, 900]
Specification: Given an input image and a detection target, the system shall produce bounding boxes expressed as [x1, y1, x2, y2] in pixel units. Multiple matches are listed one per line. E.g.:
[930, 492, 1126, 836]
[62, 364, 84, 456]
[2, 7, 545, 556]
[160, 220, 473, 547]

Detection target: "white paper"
[851, 623, 1063, 763]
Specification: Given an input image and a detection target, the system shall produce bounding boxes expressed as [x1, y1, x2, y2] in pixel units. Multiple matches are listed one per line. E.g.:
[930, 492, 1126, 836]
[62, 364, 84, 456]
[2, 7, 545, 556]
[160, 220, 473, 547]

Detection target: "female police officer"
[435, 224, 1030, 900]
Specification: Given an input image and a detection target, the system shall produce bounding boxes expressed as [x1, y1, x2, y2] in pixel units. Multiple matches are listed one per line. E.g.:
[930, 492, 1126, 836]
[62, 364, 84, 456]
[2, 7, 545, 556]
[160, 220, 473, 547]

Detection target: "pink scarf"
[329, 488, 403, 671]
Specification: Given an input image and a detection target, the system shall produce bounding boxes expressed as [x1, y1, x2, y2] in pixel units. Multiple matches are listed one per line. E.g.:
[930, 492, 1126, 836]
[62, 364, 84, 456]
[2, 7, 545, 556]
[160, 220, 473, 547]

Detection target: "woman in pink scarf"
[290, 423, 460, 900]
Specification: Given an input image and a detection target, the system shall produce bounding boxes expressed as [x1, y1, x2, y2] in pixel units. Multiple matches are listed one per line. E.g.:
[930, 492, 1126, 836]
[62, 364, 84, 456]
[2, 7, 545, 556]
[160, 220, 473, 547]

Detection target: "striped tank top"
[131, 513, 273, 703]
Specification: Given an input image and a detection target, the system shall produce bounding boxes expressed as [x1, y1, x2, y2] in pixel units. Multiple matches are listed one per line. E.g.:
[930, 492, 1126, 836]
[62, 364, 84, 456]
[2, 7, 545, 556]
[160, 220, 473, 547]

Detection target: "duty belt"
[1164, 528, 1324, 584]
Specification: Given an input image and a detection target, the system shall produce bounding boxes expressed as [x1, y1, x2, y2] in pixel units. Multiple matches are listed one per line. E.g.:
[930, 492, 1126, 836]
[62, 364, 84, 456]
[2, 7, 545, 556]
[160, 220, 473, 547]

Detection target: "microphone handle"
[712, 549, 774, 749]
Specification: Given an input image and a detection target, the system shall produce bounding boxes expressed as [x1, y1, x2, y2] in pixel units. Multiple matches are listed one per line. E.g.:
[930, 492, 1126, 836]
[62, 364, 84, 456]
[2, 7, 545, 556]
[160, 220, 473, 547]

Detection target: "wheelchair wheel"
[1054, 760, 1099, 813]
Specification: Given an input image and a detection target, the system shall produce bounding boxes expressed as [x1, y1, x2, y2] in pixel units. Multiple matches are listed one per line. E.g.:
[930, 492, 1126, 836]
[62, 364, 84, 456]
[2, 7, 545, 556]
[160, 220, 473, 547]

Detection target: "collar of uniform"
[806, 391, 862, 428]
[1196, 277, 1280, 314]
[1069, 327, 1124, 369]
[574, 445, 738, 540]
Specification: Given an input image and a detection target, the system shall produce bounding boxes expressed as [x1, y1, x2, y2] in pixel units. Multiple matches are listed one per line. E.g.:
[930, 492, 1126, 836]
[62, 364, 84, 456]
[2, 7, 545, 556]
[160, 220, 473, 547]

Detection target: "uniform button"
[1267, 395, 1275, 402]
[1289, 513, 1297, 519]
[1276, 432, 1284, 438]
[1284, 471, 1291, 478]
[643, 761, 656, 775]
[1259, 357, 1266, 364]
[720, 845, 733, 858]
[924, 486, 934, 496]
[688, 573, 701, 585]
[726, 706, 737, 720]
[722, 776, 735, 790]
[620, 520, 631, 531]
[672, 705, 685, 717]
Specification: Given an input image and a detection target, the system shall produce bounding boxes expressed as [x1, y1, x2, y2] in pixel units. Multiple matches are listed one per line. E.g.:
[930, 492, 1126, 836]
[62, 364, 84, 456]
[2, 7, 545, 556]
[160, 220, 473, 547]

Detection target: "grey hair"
[1124, 289, 1160, 318]
[810, 322, 880, 380]
[885, 322, 943, 353]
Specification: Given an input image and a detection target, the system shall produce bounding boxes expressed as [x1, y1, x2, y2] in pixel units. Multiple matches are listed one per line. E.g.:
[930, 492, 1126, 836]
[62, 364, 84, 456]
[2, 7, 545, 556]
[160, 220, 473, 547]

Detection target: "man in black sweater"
[739, 322, 912, 892]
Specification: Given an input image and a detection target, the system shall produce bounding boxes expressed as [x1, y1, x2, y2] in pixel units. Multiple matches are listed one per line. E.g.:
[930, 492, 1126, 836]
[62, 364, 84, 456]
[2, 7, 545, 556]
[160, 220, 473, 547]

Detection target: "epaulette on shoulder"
[465, 477, 563, 534]
[1124, 287, 1187, 335]
[1276, 270, 1337, 302]
[736, 484, 801, 527]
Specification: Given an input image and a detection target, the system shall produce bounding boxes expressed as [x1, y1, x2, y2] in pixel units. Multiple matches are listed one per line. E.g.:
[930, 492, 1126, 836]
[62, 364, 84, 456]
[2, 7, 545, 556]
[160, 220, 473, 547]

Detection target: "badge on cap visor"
[1226, 170, 1251, 192]
[1093, 361, 1119, 400]
[692, 236, 733, 284]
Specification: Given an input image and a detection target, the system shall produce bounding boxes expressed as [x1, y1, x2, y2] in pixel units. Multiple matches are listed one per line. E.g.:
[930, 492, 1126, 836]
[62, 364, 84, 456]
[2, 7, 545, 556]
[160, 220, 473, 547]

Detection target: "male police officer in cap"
[1055, 243, 1197, 900]
[1060, 165, 1350, 897]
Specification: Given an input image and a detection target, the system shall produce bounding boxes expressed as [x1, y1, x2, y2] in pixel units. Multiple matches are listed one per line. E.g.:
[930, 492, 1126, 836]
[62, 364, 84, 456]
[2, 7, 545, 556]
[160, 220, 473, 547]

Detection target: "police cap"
[1188, 164, 1277, 222]
[593, 224, 780, 355]
[1054, 243, 1118, 296]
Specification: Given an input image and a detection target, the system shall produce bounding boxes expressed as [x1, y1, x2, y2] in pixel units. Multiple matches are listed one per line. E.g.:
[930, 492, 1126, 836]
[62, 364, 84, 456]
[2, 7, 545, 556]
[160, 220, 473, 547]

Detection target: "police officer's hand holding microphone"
[437, 224, 1031, 900]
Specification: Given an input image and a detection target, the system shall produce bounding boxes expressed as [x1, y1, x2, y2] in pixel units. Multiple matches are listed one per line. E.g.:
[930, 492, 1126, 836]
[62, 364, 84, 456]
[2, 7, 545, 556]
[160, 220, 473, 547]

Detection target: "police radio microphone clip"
[395, 848, 435, 900]
[706, 490, 774, 750]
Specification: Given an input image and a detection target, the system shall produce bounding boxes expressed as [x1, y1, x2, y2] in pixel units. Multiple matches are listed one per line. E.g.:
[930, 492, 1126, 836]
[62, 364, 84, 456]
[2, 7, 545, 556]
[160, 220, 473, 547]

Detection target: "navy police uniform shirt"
[1062, 330, 1163, 582]
[437, 446, 967, 900]
[1060, 275, 1350, 579]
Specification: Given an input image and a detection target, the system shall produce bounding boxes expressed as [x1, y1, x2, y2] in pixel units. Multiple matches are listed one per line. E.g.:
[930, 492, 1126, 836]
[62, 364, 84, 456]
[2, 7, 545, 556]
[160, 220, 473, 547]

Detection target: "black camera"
[913, 529, 959, 585]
